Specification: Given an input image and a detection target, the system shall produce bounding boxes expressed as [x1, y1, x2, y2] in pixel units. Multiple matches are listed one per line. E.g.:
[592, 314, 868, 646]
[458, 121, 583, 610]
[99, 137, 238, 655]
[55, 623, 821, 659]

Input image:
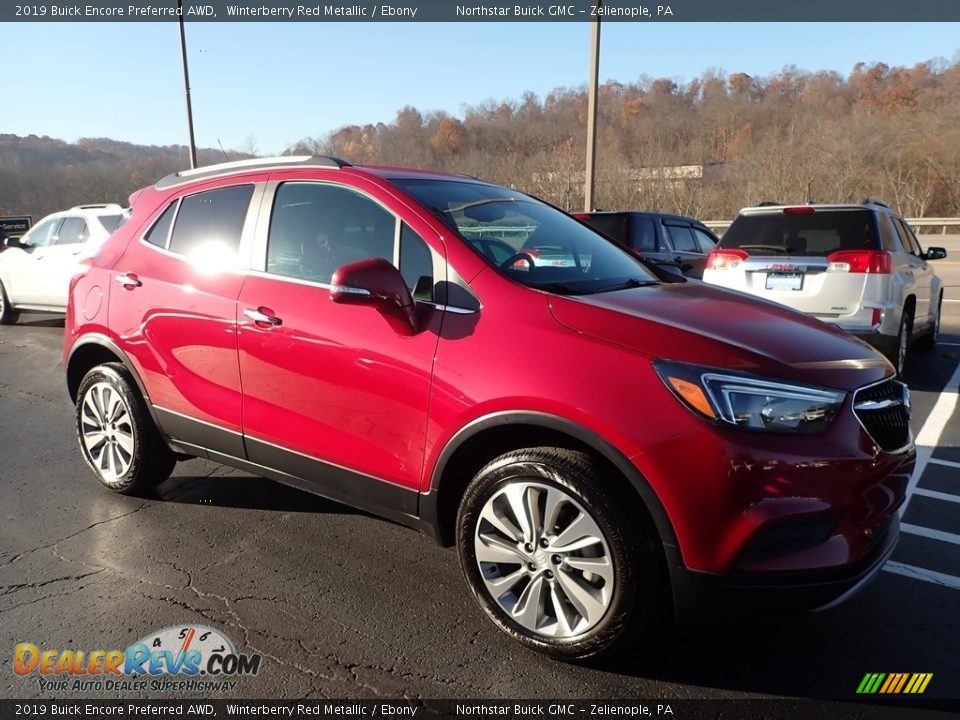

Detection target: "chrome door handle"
[243, 307, 282, 326]
[115, 273, 142, 288]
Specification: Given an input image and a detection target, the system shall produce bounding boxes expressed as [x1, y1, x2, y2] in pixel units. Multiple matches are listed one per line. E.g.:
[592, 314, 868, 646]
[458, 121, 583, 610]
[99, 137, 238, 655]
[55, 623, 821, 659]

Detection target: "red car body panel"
[236, 272, 442, 490]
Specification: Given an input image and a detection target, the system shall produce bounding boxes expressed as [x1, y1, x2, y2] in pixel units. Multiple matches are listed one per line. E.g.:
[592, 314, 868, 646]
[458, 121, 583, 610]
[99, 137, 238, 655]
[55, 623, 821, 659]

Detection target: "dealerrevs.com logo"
[14, 624, 262, 694]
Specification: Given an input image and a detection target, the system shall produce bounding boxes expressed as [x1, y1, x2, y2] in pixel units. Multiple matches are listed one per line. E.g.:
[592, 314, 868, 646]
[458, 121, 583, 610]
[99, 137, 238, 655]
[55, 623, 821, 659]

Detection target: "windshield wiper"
[589, 278, 660, 294]
[529, 281, 588, 296]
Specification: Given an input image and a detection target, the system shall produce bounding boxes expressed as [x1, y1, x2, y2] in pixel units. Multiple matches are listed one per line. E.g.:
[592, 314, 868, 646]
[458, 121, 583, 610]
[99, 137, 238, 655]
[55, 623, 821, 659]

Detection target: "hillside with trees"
[0, 136, 244, 221]
[5, 58, 960, 223]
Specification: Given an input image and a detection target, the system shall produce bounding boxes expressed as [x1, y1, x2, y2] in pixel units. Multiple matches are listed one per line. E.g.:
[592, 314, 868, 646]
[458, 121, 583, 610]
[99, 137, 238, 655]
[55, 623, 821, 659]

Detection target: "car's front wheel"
[456, 447, 662, 660]
[76, 363, 176, 494]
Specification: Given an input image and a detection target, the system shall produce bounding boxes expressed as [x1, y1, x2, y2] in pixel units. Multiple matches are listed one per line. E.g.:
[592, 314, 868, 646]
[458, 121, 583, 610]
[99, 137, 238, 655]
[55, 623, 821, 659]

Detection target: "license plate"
[765, 272, 804, 291]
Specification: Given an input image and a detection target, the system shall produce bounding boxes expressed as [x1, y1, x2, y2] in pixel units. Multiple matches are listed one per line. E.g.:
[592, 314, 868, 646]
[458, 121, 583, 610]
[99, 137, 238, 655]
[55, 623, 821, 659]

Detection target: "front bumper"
[668, 515, 900, 625]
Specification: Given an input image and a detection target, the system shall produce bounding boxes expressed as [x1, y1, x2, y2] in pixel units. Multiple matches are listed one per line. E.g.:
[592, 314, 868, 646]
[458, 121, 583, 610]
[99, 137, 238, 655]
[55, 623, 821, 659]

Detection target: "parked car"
[574, 210, 720, 278]
[0, 204, 127, 324]
[701, 199, 946, 375]
[64, 157, 913, 659]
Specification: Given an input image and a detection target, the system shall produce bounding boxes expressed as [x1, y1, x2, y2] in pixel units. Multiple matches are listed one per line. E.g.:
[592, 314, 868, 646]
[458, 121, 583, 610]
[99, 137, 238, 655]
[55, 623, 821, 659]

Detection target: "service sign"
[0, 215, 32, 236]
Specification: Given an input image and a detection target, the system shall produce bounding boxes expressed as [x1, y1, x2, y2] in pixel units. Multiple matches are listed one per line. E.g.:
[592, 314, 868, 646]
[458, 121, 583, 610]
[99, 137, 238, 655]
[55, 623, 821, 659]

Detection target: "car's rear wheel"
[917, 294, 942, 352]
[456, 447, 662, 660]
[76, 363, 176, 494]
[0, 280, 20, 325]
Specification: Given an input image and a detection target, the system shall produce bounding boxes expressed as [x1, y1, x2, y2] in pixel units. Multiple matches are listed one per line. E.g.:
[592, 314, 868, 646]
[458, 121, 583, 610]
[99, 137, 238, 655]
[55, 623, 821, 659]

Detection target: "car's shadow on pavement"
[584, 576, 959, 700]
[903, 346, 960, 393]
[152, 471, 357, 515]
[14, 316, 65, 328]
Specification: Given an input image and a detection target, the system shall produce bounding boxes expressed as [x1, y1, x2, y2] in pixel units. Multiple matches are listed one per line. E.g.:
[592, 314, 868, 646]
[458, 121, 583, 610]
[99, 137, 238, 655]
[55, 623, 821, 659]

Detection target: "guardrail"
[703, 217, 960, 235]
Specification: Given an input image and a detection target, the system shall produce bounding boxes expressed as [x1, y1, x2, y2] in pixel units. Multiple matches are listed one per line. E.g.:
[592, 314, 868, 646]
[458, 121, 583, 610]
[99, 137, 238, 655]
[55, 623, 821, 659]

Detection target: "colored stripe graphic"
[857, 673, 932, 694]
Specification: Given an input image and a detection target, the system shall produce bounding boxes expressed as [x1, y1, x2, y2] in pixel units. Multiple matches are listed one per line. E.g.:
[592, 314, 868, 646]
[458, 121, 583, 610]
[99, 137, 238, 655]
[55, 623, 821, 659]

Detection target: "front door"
[32, 216, 89, 307]
[236, 180, 443, 515]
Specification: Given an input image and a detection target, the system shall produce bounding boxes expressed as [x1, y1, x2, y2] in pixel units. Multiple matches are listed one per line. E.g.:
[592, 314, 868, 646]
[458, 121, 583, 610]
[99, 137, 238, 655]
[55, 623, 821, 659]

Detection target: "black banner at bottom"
[0, 699, 957, 720]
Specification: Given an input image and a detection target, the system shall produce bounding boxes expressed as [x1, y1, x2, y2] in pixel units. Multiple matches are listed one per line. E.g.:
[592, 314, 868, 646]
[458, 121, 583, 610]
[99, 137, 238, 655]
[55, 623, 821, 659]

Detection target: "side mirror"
[330, 257, 419, 335]
[2, 236, 26, 249]
[923, 247, 947, 261]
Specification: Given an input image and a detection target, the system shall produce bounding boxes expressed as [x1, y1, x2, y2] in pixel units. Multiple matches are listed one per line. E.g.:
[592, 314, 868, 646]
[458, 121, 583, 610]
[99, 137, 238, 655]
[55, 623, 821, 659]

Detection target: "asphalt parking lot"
[1, 241, 958, 704]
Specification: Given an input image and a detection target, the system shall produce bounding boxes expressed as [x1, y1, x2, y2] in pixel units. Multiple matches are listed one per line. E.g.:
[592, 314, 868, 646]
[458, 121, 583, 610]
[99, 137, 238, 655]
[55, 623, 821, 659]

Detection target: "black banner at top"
[5, 0, 960, 22]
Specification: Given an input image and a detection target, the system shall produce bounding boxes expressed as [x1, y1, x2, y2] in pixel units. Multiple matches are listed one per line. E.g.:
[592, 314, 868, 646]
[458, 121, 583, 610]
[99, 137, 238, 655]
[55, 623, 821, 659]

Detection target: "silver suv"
[702, 199, 946, 375]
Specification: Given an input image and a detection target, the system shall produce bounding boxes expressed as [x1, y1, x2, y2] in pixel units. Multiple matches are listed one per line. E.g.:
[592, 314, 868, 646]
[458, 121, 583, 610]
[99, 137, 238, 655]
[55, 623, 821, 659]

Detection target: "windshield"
[391, 179, 658, 294]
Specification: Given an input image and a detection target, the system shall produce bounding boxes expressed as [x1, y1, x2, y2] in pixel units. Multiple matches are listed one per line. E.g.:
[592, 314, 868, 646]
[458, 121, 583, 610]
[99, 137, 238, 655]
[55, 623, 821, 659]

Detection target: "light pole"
[584, 2, 601, 212]
[177, 0, 198, 169]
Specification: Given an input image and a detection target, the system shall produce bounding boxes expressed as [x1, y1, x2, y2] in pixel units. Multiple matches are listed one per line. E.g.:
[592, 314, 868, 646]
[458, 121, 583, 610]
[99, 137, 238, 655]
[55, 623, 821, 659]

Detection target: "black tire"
[75, 363, 176, 494]
[456, 447, 663, 660]
[917, 294, 942, 352]
[0, 279, 19, 325]
[886, 311, 912, 377]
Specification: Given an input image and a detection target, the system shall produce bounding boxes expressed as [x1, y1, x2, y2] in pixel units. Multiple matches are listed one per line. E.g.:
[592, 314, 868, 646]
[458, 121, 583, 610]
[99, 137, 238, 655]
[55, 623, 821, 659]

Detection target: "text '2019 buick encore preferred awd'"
[64, 156, 914, 659]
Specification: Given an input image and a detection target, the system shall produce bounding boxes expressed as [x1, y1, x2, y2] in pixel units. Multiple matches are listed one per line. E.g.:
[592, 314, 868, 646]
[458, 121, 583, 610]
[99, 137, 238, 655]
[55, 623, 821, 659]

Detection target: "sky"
[5, 21, 960, 156]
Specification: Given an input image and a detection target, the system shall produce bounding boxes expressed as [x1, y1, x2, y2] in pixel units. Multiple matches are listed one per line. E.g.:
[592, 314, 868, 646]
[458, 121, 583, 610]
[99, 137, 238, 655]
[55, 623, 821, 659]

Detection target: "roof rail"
[70, 203, 124, 211]
[155, 155, 352, 190]
[862, 197, 889, 208]
[756, 200, 781, 207]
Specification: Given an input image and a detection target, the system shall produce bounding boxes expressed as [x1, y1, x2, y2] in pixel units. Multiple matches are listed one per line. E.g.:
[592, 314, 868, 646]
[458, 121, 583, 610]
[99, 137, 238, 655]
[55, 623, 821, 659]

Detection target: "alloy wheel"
[473, 481, 615, 638]
[80, 381, 136, 481]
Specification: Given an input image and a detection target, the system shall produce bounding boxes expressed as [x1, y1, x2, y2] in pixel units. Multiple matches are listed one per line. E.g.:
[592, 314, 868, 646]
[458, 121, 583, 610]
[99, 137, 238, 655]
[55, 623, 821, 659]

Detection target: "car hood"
[547, 282, 892, 391]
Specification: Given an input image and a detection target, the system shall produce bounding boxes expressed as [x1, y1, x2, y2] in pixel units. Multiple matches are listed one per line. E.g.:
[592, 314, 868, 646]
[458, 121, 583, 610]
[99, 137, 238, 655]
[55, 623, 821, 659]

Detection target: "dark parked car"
[65, 156, 912, 659]
[575, 211, 720, 278]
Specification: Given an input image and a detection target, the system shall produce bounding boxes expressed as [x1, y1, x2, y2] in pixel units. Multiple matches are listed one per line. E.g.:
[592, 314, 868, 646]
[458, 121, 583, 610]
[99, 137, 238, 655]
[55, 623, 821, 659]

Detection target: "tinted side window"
[144, 202, 178, 248]
[400, 224, 434, 300]
[168, 185, 253, 258]
[582, 215, 628, 244]
[56, 218, 88, 245]
[893, 218, 921, 256]
[664, 224, 698, 252]
[629, 217, 657, 251]
[98, 214, 124, 233]
[268, 182, 397, 285]
[692, 227, 718, 253]
[876, 214, 899, 252]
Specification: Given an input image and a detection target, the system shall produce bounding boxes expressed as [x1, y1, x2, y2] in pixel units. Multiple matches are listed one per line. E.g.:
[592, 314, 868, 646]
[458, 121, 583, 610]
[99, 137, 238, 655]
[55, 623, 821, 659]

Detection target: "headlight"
[653, 360, 846, 434]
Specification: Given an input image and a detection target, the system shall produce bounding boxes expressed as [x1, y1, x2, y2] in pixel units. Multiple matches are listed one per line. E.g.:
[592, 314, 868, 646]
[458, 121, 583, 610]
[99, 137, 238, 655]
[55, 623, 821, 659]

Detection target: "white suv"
[702, 199, 947, 375]
[0, 204, 126, 324]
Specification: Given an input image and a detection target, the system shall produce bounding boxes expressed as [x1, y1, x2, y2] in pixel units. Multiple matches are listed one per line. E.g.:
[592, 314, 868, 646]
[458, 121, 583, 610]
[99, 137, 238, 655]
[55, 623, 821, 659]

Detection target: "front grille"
[853, 379, 911, 452]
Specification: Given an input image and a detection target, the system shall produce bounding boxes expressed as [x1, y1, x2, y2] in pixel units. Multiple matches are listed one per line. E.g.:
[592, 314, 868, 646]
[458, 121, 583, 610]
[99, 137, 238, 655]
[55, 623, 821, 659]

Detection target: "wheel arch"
[66, 335, 154, 414]
[419, 411, 680, 558]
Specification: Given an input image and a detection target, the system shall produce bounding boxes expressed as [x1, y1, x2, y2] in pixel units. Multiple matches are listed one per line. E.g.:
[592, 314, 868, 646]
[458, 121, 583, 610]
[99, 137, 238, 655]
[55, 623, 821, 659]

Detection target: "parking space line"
[901, 523, 960, 546]
[929, 458, 960, 470]
[912, 488, 960, 504]
[885, 561, 960, 591]
[901, 361, 960, 517]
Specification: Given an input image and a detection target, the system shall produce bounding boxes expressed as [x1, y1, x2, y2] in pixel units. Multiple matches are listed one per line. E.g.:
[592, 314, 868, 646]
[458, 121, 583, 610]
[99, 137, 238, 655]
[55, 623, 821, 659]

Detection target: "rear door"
[109, 182, 260, 457]
[892, 217, 932, 328]
[662, 221, 707, 276]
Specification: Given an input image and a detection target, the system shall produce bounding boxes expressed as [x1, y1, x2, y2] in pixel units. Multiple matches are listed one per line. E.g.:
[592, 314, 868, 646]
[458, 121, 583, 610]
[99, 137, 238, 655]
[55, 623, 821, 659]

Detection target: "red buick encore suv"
[64, 156, 914, 659]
